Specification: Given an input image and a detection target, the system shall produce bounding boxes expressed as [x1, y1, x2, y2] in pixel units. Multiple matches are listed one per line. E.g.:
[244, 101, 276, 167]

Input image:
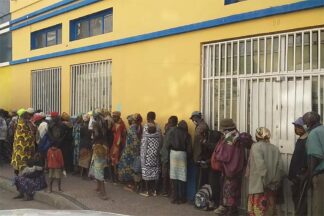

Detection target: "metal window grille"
[202, 27, 324, 130]
[202, 27, 324, 214]
[31, 67, 61, 113]
[70, 60, 112, 115]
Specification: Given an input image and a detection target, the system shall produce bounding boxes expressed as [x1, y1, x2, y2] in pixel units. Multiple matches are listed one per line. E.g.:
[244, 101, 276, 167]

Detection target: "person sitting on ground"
[13, 157, 47, 201]
[47, 143, 65, 193]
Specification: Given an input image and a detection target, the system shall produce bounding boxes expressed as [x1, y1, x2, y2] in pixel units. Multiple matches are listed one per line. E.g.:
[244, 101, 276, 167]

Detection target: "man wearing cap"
[288, 117, 308, 215]
[303, 111, 324, 215]
[190, 111, 209, 191]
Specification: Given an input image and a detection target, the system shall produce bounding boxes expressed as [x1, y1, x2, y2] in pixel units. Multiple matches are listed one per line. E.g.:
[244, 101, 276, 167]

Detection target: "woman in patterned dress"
[140, 112, 162, 197]
[11, 109, 36, 175]
[117, 114, 143, 185]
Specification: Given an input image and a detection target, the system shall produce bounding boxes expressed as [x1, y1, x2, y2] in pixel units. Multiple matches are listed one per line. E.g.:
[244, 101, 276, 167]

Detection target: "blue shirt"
[306, 125, 324, 172]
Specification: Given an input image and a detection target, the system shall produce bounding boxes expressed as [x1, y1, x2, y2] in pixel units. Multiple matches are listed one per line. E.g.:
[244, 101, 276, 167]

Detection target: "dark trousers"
[291, 180, 307, 216]
[162, 164, 170, 195]
[172, 180, 186, 201]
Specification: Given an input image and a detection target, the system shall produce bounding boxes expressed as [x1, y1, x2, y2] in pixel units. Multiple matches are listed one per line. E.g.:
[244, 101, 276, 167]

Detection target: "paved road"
[0, 188, 55, 210]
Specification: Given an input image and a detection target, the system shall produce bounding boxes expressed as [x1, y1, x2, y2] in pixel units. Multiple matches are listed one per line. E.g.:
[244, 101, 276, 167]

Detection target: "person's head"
[303, 111, 321, 129]
[168, 116, 178, 127]
[147, 111, 156, 123]
[255, 127, 271, 142]
[220, 118, 236, 133]
[61, 112, 70, 122]
[50, 112, 60, 122]
[82, 113, 90, 123]
[292, 117, 306, 136]
[239, 132, 254, 149]
[127, 114, 135, 126]
[178, 120, 188, 132]
[26, 108, 35, 119]
[134, 113, 143, 125]
[147, 123, 157, 134]
[17, 108, 26, 118]
[112, 111, 121, 123]
[0, 109, 4, 118]
[190, 111, 202, 125]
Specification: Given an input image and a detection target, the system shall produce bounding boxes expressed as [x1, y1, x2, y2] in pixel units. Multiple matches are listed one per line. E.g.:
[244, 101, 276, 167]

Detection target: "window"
[202, 27, 324, 130]
[31, 24, 62, 50]
[31, 67, 61, 113]
[0, 32, 12, 63]
[70, 8, 113, 41]
[225, 0, 246, 5]
[70, 60, 112, 115]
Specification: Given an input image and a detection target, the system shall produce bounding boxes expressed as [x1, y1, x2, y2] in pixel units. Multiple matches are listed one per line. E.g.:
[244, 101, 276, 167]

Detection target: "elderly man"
[190, 111, 210, 192]
[303, 111, 324, 216]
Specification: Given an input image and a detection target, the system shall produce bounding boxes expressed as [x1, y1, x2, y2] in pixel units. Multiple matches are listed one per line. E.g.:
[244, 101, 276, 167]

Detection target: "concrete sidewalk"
[0, 164, 215, 216]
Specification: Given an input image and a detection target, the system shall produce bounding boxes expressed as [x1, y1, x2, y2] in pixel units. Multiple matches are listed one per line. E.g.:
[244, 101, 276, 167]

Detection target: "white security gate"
[202, 27, 324, 214]
[31, 67, 61, 113]
[70, 60, 112, 115]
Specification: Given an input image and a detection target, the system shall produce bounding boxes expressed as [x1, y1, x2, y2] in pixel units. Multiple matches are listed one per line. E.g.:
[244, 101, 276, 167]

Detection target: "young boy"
[47, 143, 64, 192]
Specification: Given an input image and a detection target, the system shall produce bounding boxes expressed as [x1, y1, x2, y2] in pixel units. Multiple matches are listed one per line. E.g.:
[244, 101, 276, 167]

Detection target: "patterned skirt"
[222, 176, 242, 207]
[248, 191, 276, 216]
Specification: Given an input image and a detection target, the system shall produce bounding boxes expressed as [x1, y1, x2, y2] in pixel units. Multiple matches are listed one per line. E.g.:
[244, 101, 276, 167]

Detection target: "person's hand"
[62, 170, 67, 177]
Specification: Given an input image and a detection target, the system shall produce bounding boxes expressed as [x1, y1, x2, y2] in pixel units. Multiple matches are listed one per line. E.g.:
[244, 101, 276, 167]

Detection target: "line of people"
[0, 108, 324, 216]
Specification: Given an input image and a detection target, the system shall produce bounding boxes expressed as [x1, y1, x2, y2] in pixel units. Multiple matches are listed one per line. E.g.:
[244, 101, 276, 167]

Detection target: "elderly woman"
[11, 109, 36, 175]
[214, 119, 245, 216]
[246, 127, 285, 216]
[118, 114, 143, 187]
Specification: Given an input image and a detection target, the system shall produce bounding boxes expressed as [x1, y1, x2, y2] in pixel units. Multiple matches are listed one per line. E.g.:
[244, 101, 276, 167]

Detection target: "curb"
[0, 176, 89, 210]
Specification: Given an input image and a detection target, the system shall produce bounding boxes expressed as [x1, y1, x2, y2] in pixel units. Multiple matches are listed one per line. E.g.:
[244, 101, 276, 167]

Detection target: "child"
[92, 143, 108, 200]
[47, 143, 64, 192]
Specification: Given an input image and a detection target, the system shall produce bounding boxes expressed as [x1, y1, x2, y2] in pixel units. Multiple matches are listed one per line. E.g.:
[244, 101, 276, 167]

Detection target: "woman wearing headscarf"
[72, 115, 82, 173]
[214, 119, 245, 216]
[117, 114, 143, 187]
[79, 114, 92, 177]
[11, 109, 36, 175]
[110, 111, 126, 182]
[246, 127, 285, 216]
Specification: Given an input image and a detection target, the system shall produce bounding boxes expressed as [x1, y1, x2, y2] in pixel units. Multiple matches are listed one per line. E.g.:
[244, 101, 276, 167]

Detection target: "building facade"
[0, 0, 324, 212]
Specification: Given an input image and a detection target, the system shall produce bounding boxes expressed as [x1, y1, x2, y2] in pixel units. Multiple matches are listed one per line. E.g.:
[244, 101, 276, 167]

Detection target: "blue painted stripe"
[10, 0, 100, 31]
[10, 0, 75, 25]
[10, 0, 324, 65]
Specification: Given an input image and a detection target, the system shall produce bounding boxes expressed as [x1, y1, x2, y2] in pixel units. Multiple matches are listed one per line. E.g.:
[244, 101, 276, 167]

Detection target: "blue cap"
[292, 117, 304, 126]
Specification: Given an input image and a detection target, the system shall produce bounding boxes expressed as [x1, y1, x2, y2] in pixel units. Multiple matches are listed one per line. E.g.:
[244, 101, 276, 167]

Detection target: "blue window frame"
[31, 24, 62, 50]
[225, 0, 245, 5]
[70, 8, 113, 41]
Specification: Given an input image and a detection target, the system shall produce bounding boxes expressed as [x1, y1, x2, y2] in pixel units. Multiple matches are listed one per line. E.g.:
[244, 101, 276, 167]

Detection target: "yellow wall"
[10, 0, 61, 18]
[11, 0, 302, 60]
[2, 8, 323, 127]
